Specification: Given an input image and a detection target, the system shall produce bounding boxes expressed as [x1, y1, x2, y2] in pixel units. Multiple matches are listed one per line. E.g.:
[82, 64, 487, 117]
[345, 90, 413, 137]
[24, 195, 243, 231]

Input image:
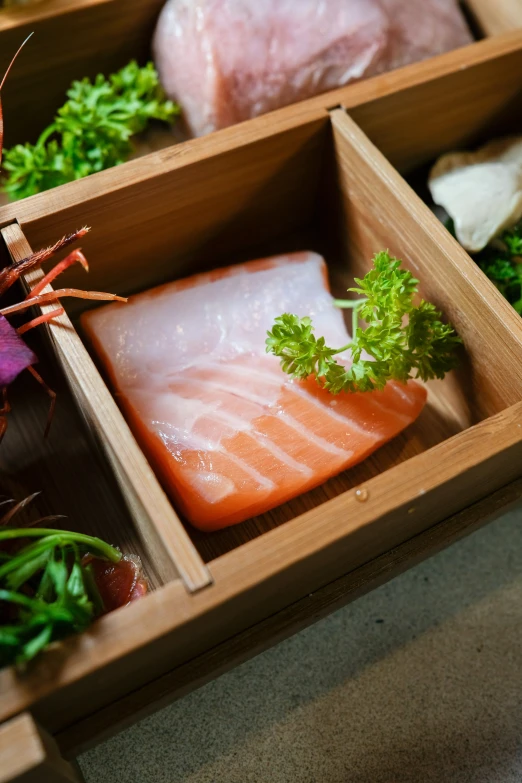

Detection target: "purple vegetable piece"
[0, 314, 36, 386]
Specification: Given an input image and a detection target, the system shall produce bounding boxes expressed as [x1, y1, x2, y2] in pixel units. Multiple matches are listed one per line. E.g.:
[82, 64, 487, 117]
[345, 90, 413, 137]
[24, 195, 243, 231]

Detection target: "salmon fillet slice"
[82, 252, 427, 531]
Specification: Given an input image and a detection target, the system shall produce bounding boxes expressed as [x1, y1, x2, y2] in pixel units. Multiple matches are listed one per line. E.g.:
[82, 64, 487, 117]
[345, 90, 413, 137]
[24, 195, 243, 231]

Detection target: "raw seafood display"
[83, 252, 458, 532]
[0, 41, 127, 439]
[429, 137, 522, 313]
[0, 494, 148, 667]
[153, 0, 473, 137]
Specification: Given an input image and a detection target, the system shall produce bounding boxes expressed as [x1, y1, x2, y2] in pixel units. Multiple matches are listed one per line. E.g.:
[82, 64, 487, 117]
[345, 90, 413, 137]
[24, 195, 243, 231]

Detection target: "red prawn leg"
[27, 366, 56, 439]
[0, 227, 90, 297]
[25, 250, 89, 299]
[0, 34, 33, 164]
[0, 386, 10, 443]
[0, 492, 65, 527]
[0, 288, 126, 317]
[17, 307, 65, 336]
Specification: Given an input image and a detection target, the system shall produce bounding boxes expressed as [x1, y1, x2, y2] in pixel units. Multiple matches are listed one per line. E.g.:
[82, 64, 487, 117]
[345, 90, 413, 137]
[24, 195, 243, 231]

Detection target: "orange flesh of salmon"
[82, 253, 427, 531]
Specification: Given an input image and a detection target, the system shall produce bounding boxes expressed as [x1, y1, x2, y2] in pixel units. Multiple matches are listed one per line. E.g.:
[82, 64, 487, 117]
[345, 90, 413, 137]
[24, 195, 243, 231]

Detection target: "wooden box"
[0, 0, 521, 150]
[1, 5, 522, 780]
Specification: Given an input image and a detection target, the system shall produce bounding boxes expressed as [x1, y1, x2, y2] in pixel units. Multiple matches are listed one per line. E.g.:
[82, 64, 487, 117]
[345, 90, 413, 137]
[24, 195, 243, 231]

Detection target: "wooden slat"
[57, 476, 522, 756]
[467, 0, 522, 35]
[1, 400, 522, 733]
[349, 36, 522, 172]
[2, 73, 522, 729]
[0, 0, 165, 147]
[0, 713, 81, 783]
[329, 108, 522, 420]
[3, 117, 329, 300]
[1, 222, 211, 593]
[1, 29, 522, 242]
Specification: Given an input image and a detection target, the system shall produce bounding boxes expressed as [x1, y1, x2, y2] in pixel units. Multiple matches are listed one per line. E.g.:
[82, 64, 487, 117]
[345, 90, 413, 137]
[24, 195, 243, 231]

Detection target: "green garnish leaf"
[2, 61, 179, 201]
[0, 528, 121, 667]
[503, 222, 522, 257]
[472, 221, 522, 314]
[266, 251, 461, 394]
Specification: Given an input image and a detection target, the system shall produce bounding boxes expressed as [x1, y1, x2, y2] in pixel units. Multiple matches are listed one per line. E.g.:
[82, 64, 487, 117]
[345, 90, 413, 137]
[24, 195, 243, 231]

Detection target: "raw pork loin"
[153, 0, 472, 137]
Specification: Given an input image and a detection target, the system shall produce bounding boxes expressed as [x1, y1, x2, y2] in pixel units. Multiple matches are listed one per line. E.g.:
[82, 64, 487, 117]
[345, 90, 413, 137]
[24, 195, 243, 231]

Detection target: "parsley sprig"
[266, 252, 460, 394]
[0, 528, 121, 667]
[447, 219, 522, 315]
[2, 61, 179, 201]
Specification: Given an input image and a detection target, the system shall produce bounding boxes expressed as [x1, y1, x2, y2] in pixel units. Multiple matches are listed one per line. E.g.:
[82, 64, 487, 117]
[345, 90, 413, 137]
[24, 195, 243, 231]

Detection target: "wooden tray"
[467, 0, 522, 35]
[1, 14, 522, 783]
[0, 0, 519, 151]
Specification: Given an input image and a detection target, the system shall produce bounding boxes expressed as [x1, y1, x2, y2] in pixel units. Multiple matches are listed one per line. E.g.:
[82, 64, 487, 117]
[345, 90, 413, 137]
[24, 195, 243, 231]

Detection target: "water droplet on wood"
[355, 488, 369, 503]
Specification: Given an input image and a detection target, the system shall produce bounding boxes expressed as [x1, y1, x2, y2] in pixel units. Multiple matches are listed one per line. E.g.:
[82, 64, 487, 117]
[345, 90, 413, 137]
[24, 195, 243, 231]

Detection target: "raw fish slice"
[83, 554, 148, 612]
[82, 253, 427, 531]
[153, 0, 472, 137]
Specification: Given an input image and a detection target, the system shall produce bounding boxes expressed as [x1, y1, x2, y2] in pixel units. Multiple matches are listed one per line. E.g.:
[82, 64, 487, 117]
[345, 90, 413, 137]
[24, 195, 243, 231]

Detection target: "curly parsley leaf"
[471, 221, 522, 315]
[2, 61, 179, 201]
[266, 251, 461, 394]
[503, 222, 522, 257]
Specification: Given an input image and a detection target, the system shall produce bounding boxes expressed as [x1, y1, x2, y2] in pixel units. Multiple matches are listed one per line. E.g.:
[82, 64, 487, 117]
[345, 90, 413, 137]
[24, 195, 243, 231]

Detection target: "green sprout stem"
[0, 529, 121, 582]
[0, 589, 49, 611]
[332, 298, 367, 308]
[0, 519, 129, 667]
[333, 297, 367, 342]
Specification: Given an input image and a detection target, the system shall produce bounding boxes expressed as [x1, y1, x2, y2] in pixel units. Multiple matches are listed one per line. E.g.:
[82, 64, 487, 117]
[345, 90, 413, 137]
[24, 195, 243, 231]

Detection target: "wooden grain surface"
[349, 38, 522, 173]
[56, 476, 522, 757]
[0, 0, 165, 147]
[1, 22, 522, 757]
[2, 46, 522, 732]
[1, 223, 211, 593]
[467, 0, 522, 35]
[1, 395, 522, 735]
[0, 713, 81, 783]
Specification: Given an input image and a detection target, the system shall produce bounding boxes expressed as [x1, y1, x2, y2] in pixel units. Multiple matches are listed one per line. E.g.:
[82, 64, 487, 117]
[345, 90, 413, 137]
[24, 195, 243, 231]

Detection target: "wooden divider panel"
[1, 222, 211, 593]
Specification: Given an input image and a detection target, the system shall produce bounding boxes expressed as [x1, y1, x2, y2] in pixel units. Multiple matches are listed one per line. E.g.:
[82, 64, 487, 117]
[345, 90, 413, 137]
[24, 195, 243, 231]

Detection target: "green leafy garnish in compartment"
[0, 526, 121, 667]
[446, 218, 522, 315]
[2, 61, 179, 201]
[266, 251, 461, 394]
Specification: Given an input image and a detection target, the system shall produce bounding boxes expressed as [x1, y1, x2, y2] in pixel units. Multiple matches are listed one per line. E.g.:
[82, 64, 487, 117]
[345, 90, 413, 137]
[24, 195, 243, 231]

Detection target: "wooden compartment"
[346, 23, 522, 323]
[1, 23, 522, 779]
[466, 0, 522, 36]
[0, 0, 514, 190]
[0, 222, 211, 593]
[0, 0, 167, 147]
[2, 38, 522, 757]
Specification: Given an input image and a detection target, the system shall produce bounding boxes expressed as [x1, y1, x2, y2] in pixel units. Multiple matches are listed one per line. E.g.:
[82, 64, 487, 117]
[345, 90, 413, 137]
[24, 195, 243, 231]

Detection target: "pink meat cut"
[153, 0, 472, 137]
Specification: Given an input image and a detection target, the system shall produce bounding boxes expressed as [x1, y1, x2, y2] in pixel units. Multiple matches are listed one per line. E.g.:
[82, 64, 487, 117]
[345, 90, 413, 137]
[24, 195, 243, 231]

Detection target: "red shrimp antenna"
[0, 32, 34, 92]
[0, 33, 33, 164]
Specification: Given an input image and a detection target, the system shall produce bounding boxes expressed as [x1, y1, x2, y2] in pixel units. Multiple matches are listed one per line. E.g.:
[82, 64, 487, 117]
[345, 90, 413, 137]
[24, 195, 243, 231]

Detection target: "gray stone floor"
[80, 507, 522, 783]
